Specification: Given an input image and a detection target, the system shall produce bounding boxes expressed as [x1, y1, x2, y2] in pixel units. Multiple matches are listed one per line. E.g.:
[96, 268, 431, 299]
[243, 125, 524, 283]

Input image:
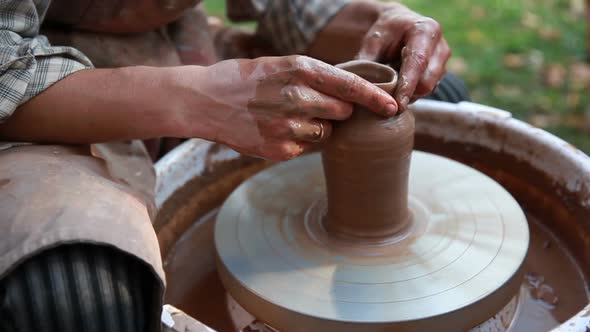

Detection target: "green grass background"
[204, 0, 590, 152]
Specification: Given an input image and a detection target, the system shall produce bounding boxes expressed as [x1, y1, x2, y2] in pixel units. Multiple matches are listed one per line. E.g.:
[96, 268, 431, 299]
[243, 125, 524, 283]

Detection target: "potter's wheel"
[215, 151, 529, 332]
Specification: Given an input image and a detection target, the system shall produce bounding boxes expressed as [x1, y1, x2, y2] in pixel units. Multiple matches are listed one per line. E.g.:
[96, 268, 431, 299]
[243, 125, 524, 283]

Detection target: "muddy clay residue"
[164, 210, 588, 332]
[510, 214, 589, 331]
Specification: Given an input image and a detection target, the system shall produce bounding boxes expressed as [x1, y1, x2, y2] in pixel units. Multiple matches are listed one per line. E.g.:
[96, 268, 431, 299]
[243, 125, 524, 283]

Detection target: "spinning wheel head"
[215, 152, 529, 331]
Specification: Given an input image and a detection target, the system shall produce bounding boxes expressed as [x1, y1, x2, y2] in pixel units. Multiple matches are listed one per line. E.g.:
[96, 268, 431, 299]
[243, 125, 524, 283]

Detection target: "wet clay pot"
[322, 61, 414, 239]
[154, 100, 590, 332]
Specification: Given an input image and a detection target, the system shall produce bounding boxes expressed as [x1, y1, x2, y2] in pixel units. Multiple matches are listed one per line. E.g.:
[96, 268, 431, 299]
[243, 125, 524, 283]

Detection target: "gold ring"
[314, 121, 325, 142]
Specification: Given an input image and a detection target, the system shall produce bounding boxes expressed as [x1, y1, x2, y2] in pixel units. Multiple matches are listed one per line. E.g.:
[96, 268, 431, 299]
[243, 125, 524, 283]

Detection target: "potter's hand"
[357, 3, 450, 110]
[194, 56, 397, 161]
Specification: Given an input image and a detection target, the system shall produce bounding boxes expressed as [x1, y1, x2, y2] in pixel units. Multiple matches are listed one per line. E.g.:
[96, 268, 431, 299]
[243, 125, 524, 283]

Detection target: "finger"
[394, 18, 442, 110]
[281, 85, 353, 120]
[413, 39, 450, 98]
[248, 85, 353, 120]
[298, 58, 398, 116]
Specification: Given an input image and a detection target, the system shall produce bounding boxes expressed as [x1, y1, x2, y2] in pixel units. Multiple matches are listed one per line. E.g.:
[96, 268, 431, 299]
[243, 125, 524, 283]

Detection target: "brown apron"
[0, 0, 266, 287]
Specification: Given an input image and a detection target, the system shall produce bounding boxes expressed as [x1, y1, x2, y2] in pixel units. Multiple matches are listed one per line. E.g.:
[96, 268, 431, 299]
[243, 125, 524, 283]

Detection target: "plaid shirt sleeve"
[227, 0, 351, 55]
[0, 0, 93, 122]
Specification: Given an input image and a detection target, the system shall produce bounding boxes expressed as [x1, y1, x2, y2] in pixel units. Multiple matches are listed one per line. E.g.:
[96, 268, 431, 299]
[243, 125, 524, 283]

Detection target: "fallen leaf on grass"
[569, 62, 590, 89]
[521, 12, 540, 29]
[448, 57, 467, 75]
[503, 54, 526, 69]
[538, 27, 561, 41]
[569, 0, 586, 17]
[543, 64, 567, 88]
[567, 92, 581, 109]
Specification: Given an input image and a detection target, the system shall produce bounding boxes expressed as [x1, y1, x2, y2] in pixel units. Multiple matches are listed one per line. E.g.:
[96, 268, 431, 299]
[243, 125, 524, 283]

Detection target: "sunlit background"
[204, 0, 590, 152]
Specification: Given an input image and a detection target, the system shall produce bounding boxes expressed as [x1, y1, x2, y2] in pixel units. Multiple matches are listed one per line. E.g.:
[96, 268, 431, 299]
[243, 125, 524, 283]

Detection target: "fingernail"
[384, 103, 398, 116]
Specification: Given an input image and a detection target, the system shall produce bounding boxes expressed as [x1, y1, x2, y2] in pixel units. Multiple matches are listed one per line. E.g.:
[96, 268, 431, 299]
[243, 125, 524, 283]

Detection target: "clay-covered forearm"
[305, 0, 384, 64]
[0, 66, 197, 144]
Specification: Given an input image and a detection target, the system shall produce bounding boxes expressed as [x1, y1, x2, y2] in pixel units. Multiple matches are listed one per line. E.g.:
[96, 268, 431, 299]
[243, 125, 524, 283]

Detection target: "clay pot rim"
[336, 60, 398, 93]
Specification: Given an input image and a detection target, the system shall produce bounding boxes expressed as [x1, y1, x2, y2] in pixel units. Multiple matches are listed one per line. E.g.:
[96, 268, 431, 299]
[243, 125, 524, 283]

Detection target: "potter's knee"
[0, 144, 153, 227]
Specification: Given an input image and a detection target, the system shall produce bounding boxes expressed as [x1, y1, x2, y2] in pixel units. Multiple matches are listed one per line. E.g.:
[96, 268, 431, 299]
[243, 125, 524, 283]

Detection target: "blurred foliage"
[204, 0, 590, 152]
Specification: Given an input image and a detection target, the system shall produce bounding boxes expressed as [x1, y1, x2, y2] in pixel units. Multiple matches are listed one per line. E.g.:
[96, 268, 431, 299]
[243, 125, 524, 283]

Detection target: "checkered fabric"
[249, 0, 350, 54]
[0, 0, 93, 122]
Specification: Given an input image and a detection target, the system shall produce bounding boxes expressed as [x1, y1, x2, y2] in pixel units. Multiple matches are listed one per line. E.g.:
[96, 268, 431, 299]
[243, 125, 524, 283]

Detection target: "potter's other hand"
[193, 56, 397, 161]
[357, 2, 451, 110]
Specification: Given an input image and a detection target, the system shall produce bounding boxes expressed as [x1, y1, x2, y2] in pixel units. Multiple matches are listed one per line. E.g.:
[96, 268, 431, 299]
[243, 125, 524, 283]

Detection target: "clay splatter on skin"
[194, 56, 396, 161]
